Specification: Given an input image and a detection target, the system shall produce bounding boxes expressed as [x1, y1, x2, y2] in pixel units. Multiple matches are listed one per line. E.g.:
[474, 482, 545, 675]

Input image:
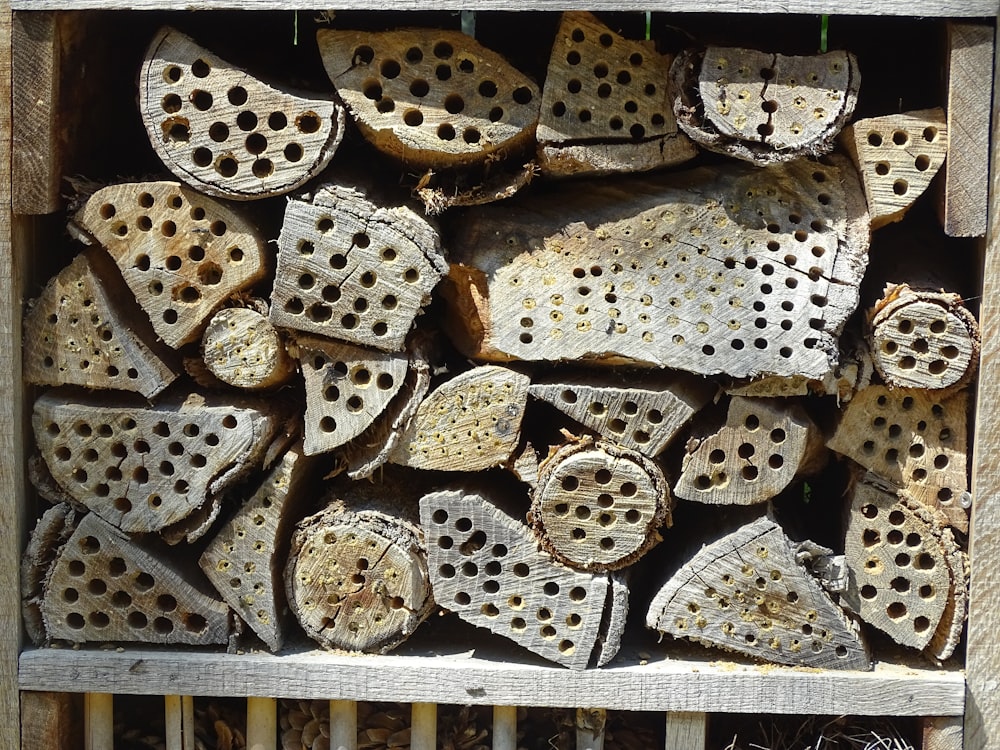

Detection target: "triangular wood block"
[73, 182, 268, 348]
[317, 28, 539, 169]
[296, 335, 408, 456]
[270, 184, 447, 351]
[39, 512, 232, 645]
[674, 397, 824, 506]
[528, 372, 713, 456]
[140, 27, 345, 200]
[420, 487, 627, 669]
[842, 109, 948, 229]
[389, 365, 530, 472]
[200, 445, 315, 651]
[646, 516, 870, 670]
[33, 390, 285, 535]
[22, 249, 178, 398]
[827, 386, 969, 532]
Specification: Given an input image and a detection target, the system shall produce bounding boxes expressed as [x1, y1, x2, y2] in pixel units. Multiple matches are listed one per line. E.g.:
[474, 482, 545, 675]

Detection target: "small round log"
[201, 306, 295, 390]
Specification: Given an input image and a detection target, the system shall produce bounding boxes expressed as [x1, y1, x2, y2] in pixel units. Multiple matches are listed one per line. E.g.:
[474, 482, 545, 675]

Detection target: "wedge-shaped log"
[200, 445, 316, 652]
[140, 27, 344, 200]
[420, 487, 628, 669]
[675, 397, 824, 506]
[927, 522, 968, 662]
[271, 184, 447, 351]
[443, 157, 868, 379]
[529, 438, 670, 571]
[72, 182, 268, 348]
[21, 504, 81, 645]
[30, 510, 231, 645]
[22, 249, 178, 398]
[536, 11, 696, 177]
[317, 28, 539, 169]
[33, 390, 285, 537]
[201, 305, 295, 391]
[389, 365, 530, 471]
[296, 335, 408, 456]
[671, 47, 860, 165]
[529, 371, 713, 456]
[869, 283, 979, 391]
[828, 386, 969, 532]
[646, 516, 870, 670]
[842, 109, 948, 229]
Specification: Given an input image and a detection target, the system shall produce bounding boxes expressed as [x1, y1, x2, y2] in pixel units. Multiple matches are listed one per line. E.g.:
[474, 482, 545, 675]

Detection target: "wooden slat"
[922, 716, 963, 750]
[329, 699, 357, 750]
[20, 691, 82, 750]
[84, 693, 113, 750]
[665, 712, 707, 750]
[492, 705, 517, 750]
[165, 695, 195, 750]
[247, 697, 277, 750]
[411, 703, 436, 750]
[576, 708, 606, 750]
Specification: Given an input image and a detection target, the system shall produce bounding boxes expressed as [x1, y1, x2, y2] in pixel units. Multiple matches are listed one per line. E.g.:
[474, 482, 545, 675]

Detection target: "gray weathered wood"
[664, 712, 707, 750]
[201, 305, 296, 390]
[923, 716, 964, 750]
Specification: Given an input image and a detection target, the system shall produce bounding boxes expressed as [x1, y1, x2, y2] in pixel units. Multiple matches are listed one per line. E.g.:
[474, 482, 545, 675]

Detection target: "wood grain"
[923, 716, 964, 750]
[20, 690, 82, 750]
[330, 699, 357, 750]
[84, 692, 113, 750]
[492, 705, 517, 750]
[664, 712, 707, 750]
[247, 696, 277, 750]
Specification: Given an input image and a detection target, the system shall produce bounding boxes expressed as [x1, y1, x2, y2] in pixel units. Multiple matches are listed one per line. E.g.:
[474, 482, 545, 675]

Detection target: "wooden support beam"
[165, 694, 195, 750]
[84, 693, 113, 750]
[492, 705, 517, 750]
[329, 700, 357, 750]
[664, 712, 707, 750]
[20, 691, 82, 750]
[248, 697, 277, 750]
[410, 703, 437, 750]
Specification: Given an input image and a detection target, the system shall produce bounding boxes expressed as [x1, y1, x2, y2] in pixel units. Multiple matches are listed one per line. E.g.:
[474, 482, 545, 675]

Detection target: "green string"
[645, 11, 652, 41]
[820, 14, 829, 53]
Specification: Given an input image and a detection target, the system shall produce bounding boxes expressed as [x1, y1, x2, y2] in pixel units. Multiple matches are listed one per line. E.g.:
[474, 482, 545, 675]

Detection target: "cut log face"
[21, 504, 81, 646]
[827, 386, 969, 532]
[645, 516, 870, 670]
[317, 28, 539, 169]
[927, 526, 968, 662]
[443, 157, 869, 379]
[536, 11, 696, 176]
[72, 182, 268, 348]
[271, 184, 447, 352]
[388, 365, 530, 471]
[201, 306, 295, 390]
[420, 487, 626, 669]
[22, 249, 179, 398]
[200, 445, 315, 652]
[674, 397, 823, 506]
[530, 439, 670, 572]
[671, 47, 860, 164]
[33, 390, 284, 535]
[842, 109, 948, 229]
[528, 372, 714, 456]
[40, 512, 232, 645]
[296, 335, 409, 456]
[869, 284, 980, 391]
[140, 27, 345, 200]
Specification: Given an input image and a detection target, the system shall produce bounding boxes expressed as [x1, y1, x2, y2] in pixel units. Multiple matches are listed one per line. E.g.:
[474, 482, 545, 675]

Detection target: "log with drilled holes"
[201, 303, 296, 390]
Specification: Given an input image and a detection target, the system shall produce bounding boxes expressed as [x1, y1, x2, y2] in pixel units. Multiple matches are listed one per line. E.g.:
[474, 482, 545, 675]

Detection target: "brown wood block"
[201, 305, 295, 390]
[20, 690, 83, 750]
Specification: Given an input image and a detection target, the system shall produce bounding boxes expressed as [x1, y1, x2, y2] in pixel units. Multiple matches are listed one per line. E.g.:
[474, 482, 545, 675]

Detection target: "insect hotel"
[3, 2, 999, 749]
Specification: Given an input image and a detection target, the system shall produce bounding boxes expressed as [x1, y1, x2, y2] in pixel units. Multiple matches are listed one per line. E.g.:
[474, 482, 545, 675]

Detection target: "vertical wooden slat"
[165, 695, 196, 750]
[20, 691, 83, 750]
[922, 716, 963, 750]
[576, 708, 606, 750]
[410, 703, 437, 750]
[84, 693, 114, 750]
[665, 711, 708, 750]
[329, 699, 357, 750]
[492, 705, 517, 750]
[247, 697, 277, 750]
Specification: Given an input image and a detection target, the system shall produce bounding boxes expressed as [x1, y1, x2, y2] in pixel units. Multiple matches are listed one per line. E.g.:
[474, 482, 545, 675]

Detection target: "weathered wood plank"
[492, 705, 517, 750]
[164, 694, 194, 750]
[248, 696, 277, 750]
[20, 690, 82, 750]
[664, 712, 707, 750]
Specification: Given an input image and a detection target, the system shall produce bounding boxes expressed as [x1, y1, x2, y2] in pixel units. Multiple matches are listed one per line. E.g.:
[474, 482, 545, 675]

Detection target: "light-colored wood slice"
[420, 486, 625, 670]
[388, 365, 530, 471]
[869, 282, 980, 391]
[443, 156, 869, 379]
[827, 385, 969, 532]
[529, 437, 670, 571]
[22, 249, 179, 398]
[842, 108, 948, 229]
[201, 305, 295, 390]
[271, 183, 447, 352]
[39, 511, 232, 645]
[200, 445, 317, 652]
[925, 524, 968, 663]
[675, 397, 824, 506]
[671, 47, 860, 164]
[72, 181, 268, 348]
[536, 11, 696, 177]
[509, 441, 540, 485]
[646, 516, 870, 670]
[726, 339, 872, 402]
[317, 28, 539, 169]
[295, 334, 408, 456]
[529, 371, 714, 456]
[140, 26, 344, 200]
[33, 390, 285, 536]
[20, 691, 83, 750]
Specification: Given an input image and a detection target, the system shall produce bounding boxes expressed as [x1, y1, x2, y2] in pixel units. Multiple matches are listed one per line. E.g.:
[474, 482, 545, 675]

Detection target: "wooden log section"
[645, 516, 870, 670]
[388, 365, 530, 472]
[842, 109, 948, 229]
[868, 283, 980, 391]
[22, 248, 179, 398]
[295, 334, 408, 457]
[674, 397, 825, 506]
[827, 385, 969, 532]
[200, 445, 316, 652]
[72, 181, 268, 348]
[443, 156, 869, 380]
[529, 437, 670, 572]
[201, 305, 295, 390]
[528, 371, 715, 457]
[536, 11, 697, 177]
[21, 504, 82, 647]
[271, 184, 447, 352]
[140, 26, 345, 200]
[420, 487, 628, 670]
[32, 390, 285, 537]
[317, 28, 539, 170]
[926, 520, 968, 663]
[670, 47, 860, 165]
